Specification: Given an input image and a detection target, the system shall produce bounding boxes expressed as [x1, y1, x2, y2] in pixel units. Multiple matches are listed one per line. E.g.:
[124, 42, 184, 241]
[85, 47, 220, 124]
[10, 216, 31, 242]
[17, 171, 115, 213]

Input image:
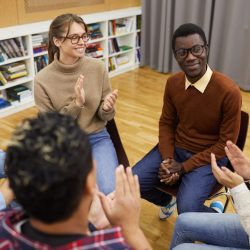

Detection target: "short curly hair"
[172, 23, 208, 51]
[5, 112, 93, 223]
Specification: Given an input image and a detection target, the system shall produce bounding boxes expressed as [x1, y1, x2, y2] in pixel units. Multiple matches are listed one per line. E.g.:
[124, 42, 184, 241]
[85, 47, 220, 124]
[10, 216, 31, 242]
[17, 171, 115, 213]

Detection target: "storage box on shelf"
[0, 7, 141, 117]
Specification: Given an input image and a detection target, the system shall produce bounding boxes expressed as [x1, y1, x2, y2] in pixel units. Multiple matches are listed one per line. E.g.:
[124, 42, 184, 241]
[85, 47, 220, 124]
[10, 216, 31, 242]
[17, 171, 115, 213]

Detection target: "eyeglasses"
[61, 33, 90, 44]
[174, 45, 206, 60]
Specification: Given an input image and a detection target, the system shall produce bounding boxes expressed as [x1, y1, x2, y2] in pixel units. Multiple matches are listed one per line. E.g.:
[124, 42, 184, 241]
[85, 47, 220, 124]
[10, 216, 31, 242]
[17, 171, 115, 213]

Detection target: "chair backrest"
[106, 119, 130, 167]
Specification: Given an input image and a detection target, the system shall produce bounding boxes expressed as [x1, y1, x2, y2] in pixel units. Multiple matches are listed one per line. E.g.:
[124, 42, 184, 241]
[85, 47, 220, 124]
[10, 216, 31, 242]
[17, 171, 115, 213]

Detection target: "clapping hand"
[99, 165, 140, 232]
[225, 140, 250, 179]
[74, 75, 85, 107]
[103, 89, 118, 112]
[211, 153, 244, 189]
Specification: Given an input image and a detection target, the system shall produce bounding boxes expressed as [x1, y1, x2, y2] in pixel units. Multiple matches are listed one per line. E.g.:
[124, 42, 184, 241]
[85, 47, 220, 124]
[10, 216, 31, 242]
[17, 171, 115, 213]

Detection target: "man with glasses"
[132, 23, 242, 219]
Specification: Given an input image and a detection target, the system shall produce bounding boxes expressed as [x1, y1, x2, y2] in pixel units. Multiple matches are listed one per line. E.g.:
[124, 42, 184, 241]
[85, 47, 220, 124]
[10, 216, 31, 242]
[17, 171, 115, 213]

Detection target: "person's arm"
[97, 66, 116, 121]
[35, 76, 83, 120]
[99, 165, 152, 250]
[0, 179, 14, 210]
[230, 183, 250, 237]
[182, 86, 242, 172]
[158, 80, 177, 160]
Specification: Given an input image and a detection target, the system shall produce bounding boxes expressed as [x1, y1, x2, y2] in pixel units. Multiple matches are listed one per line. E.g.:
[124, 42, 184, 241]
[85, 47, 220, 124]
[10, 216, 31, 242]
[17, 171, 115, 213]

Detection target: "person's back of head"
[172, 23, 207, 51]
[5, 112, 93, 223]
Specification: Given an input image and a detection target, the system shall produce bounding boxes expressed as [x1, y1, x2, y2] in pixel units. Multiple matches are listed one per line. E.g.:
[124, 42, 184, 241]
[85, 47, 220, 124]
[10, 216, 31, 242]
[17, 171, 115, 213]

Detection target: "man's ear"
[85, 160, 97, 196]
[206, 45, 209, 55]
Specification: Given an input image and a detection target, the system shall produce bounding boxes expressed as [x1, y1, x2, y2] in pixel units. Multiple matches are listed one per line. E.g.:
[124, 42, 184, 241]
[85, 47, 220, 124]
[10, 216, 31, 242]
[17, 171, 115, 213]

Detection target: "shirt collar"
[185, 65, 213, 93]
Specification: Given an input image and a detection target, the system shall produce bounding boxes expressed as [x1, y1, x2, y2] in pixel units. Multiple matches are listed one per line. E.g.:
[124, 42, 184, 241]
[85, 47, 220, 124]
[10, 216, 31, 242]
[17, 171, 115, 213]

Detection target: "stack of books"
[85, 43, 103, 58]
[0, 61, 28, 84]
[116, 54, 129, 66]
[32, 34, 48, 54]
[87, 23, 103, 40]
[6, 85, 32, 103]
[0, 37, 27, 62]
[109, 18, 133, 35]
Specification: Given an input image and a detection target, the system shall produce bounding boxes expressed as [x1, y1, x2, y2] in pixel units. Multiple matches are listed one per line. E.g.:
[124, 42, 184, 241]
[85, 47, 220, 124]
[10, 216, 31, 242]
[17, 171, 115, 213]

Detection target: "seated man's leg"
[176, 157, 227, 214]
[170, 212, 250, 249]
[132, 146, 171, 206]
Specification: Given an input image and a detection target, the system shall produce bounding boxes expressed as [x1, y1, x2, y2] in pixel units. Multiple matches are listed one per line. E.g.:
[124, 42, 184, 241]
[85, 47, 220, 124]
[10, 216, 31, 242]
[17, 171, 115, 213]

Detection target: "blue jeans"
[88, 128, 118, 195]
[0, 150, 6, 178]
[171, 212, 250, 249]
[132, 146, 228, 213]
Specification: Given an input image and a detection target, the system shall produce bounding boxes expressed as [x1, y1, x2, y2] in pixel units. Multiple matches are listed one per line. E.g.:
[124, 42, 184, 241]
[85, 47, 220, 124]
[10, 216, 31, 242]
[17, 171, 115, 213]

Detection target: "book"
[112, 38, 120, 52]
[2, 40, 16, 58]
[0, 72, 7, 85]
[9, 39, 23, 57]
[14, 37, 26, 56]
[3, 69, 28, 81]
[0, 62, 26, 73]
[119, 45, 132, 51]
[0, 41, 11, 58]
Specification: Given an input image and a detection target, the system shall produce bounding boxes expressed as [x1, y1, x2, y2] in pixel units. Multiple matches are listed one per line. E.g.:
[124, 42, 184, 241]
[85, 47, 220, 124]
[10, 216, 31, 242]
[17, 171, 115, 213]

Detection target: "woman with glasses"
[34, 14, 118, 195]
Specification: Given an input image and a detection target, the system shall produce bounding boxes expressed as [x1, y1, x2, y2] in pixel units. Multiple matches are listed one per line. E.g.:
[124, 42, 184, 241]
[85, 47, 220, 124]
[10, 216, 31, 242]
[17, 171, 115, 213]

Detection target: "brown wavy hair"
[48, 13, 88, 64]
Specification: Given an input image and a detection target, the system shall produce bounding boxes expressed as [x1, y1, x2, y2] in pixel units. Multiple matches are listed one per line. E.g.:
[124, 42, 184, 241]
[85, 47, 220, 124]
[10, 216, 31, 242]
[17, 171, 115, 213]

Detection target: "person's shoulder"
[84, 57, 105, 71]
[211, 71, 241, 94]
[167, 71, 185, 84]
[82, 226, 131, 249]
[35, 63, 54, 82]
[166, 72, 185, 90]
[212, 71, 238, 87]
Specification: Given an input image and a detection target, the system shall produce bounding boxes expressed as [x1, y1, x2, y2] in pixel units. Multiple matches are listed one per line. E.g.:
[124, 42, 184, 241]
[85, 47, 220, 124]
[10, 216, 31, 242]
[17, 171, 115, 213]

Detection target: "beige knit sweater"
[34, 55, 115, 134]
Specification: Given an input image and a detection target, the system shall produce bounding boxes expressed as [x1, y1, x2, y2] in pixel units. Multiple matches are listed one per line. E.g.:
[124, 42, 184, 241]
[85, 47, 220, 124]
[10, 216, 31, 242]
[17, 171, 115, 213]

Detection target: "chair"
[106, 119, 130, 167]
[156, 110, 249, 212]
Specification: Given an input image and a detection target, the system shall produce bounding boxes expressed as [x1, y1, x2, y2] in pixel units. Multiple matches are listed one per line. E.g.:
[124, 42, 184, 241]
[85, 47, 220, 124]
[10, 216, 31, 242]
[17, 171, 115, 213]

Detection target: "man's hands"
[74, 75, 85, 107]
[102, 89, 118, 112]
[211, 153, 244, 189]
[158, 158, 184, 185]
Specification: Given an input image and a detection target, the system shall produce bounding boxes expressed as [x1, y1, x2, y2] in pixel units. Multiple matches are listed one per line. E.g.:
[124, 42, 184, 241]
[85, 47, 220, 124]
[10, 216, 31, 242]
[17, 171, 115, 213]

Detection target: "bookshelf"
[0, 7, 141, 118]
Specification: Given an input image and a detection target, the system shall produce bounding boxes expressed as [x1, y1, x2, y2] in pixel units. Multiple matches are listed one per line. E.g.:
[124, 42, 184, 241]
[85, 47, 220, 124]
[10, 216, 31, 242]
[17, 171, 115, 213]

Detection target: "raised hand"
[102, 89, 118, 112]
[74, 74, 85, 107]
[211, 153, 244, 189]
[99, 165, 140, 231]
[99, 165, 152, 250]
[225, 140, 250, 179]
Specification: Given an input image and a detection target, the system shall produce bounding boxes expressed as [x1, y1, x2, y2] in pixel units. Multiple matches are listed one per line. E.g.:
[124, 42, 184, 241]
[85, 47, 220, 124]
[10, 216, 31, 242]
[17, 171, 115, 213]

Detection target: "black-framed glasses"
[61, 33, 90, 44]
[174, 45, 206, 60]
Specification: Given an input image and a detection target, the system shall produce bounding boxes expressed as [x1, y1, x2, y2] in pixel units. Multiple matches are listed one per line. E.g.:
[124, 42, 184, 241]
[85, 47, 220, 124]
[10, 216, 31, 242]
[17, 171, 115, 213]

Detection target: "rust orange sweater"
[159, 71, 242, 171]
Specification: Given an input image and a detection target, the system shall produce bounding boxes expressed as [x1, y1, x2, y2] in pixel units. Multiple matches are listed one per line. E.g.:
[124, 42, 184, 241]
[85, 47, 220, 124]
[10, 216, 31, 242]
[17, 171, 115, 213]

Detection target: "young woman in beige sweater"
[35, 14, 118, 195]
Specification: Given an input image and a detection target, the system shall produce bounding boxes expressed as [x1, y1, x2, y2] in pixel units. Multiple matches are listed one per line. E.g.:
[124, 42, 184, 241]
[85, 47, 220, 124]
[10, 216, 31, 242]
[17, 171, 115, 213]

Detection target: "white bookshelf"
[0, 7, 141, 118]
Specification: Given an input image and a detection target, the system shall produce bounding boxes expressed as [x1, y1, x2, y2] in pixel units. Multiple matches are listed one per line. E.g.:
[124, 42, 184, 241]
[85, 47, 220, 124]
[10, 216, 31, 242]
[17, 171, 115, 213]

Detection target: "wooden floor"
[1, 67, 250, 249]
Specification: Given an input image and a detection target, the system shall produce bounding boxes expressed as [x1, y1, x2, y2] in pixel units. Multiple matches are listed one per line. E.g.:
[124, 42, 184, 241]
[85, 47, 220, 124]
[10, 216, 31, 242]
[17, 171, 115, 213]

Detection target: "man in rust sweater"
[132, 23, 242, 218]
